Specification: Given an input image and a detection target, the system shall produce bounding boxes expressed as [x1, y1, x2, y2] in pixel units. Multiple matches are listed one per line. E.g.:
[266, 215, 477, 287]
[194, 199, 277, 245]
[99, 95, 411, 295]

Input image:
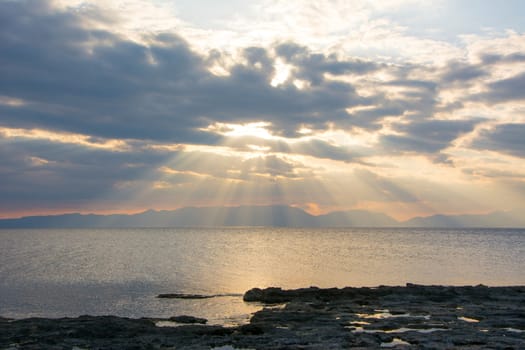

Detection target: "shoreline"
[2, 284, 524, 349]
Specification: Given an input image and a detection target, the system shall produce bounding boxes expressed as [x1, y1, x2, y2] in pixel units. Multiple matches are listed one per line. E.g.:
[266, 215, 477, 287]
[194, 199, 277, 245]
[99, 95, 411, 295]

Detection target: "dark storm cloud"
[478, 72, 525, 103]
[0, 0, 377, 142]
[384, 79, 437, 91]
[378, 77, 440, 120]
[443, 53, 525, 104]
[380, 119, 480, 154]
[192, 68, 363, 137]
[275, 42, 380, 85]
[0, 1, 222, 143]
[0, 135, 174, 203]
[348, 105, 406, 130]
[1, 0, 521, 167]
[436, 54, 525, 102]
[480, 52, 525, 65]
[441, 61, 488, 84]
[471, 123, 525, 158]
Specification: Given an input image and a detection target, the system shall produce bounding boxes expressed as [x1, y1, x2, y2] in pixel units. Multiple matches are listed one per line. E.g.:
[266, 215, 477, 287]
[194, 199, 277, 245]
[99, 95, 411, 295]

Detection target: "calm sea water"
[1, 227, 524, 324]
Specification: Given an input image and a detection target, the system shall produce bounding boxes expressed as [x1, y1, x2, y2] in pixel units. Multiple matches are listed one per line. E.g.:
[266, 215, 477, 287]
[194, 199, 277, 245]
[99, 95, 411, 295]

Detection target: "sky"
[0, 0, 524, 220]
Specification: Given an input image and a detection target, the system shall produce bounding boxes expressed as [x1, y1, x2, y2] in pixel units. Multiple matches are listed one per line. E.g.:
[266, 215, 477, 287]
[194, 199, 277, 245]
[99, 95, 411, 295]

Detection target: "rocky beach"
[1, 284, 524, 349]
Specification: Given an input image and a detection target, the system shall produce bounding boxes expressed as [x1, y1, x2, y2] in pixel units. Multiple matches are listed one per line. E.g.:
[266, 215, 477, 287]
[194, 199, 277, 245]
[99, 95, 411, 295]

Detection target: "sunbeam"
[0, 0, 524, 224]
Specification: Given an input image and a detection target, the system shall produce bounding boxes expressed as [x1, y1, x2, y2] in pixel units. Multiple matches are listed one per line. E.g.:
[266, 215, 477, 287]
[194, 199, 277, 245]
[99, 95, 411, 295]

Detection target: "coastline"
[1, 284, 524, 349]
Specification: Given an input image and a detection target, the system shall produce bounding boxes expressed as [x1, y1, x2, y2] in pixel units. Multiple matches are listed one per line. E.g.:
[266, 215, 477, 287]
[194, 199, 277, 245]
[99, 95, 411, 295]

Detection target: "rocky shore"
[1, 284, 524, 349]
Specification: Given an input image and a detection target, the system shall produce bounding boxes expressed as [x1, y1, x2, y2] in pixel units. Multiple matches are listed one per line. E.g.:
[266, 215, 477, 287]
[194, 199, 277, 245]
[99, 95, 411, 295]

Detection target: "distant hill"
[0, 206, 316, 228]
[402, 211, 525, 228]
[316, 210, 399, 227]
[0, 206, 523, 228]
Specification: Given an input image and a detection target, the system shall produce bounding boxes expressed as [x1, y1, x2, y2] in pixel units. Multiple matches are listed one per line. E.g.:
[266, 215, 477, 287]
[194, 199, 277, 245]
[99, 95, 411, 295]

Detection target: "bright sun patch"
[271, 58, 292, 87]
[203, 122, 275, 139]
[1, 0, 525, 222]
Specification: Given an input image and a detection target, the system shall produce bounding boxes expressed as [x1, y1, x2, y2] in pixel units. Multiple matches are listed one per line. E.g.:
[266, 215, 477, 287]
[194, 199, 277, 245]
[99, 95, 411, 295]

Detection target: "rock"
[244, 286, 299, 303]
[238, 324, 264, 335]
[169, 315, 207, 324]
[157, 293, 214, 299]
[242, 287, 264, 302]
[243, 286, 325, 303]
[2, 285, 525, 349]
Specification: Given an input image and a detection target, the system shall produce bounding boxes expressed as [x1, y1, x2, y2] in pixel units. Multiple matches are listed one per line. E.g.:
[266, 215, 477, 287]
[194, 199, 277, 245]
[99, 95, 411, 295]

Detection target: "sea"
[1, 227, 524, 325]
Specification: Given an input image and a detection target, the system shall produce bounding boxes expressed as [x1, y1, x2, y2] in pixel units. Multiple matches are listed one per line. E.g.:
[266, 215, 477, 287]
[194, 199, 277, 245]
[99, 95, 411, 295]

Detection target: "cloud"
[1, 0, 516, 149]
[471, 123, 525, 158]
[353, 169, 419, 202]
[0, 131, 310, 213]
[0, 133, 173, 209]
[292, 139, 358, 162]
[276, 42, 380, 85]
[441, 61, 488, 85]
[180, 152, 307, 180]
[240, 155, 302, 179]
[478, 72, 525, 103]
[480, 52, 525, 65]
[223, 135, 363, 163]
[380, 119, 480, 154]
[462, 167, 525, 180]
[0, 0, 379, 142]
[1, 0, 525, 218]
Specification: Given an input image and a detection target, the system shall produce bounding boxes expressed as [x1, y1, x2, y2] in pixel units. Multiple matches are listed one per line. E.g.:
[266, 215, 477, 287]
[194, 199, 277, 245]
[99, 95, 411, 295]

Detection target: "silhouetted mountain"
[316, 210, 399, 227]
[402, 211, 525, 228]
[0, 206, 522, 228]
[162, 205, 317, 227]
[0, 206, 317, 228]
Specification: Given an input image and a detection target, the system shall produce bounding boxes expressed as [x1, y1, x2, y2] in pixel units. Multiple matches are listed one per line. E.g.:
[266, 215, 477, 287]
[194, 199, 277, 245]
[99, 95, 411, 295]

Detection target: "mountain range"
[0, 205, 523, 228]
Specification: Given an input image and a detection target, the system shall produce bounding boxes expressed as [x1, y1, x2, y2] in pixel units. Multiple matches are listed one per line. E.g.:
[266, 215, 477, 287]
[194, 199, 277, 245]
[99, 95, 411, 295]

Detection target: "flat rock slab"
[2, 285, 524, 349]
[169, 315, 208, 324]
[157, 293, 215, 299]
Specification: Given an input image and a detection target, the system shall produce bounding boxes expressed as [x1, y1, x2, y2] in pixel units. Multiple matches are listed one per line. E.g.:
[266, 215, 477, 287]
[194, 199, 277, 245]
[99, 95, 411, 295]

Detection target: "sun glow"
[203, 122, 275, 139]
[270, 58, 292, 87]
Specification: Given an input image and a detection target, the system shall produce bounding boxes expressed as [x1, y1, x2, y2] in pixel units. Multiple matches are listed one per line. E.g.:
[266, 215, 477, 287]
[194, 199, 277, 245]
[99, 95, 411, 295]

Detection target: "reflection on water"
[356, 310, 430, 320]
[350, 326, 447, 334]
[0, 227, 524, 321]
[381, 338, 411, 347]
[458, 316, 480, 323]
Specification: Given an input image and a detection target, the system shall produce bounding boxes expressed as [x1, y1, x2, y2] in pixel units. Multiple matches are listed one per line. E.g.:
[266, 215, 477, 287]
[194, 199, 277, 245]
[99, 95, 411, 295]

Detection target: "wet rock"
[243, 287, 264, 302]
[169, 315, 207, 324]
[238, 324, 264, 335]
[2, 285, 525, 349]
[157, 293, 215, 299]
[243, 287, 293, 303]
